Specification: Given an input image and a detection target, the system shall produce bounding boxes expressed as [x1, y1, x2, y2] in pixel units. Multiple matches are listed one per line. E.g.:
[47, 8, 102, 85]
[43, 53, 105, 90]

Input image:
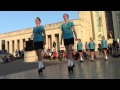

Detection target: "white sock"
[70, 60, 73, 66]
[38, 61, 40, 69]
[38, 61, 42, 69]
[106, 56, 108, 60]
[41, 61, 44, 68]
[92, 57, 94, 60]
[68, 60, 71, 67]
[81, 57, 83, 61]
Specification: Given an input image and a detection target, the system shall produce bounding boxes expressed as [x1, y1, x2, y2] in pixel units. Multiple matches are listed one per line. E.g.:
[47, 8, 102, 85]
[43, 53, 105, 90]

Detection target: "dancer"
[61, 14, 78, 72]
[32, 17, 46, 74]
[77, 39, 83, 62]
[89, 38, 95, 62]
[101, 36, 108, 61]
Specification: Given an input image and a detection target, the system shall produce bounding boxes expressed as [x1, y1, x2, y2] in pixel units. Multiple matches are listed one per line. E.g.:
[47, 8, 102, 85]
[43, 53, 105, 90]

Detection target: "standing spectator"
[58, 50, 62, 61]
[18, 50, 21, 59]
[21, 50, 24, 59]
[98, 43, 102, 55]
[82, 49, 87, 59]
[85, 42, 89, 52]
[53, 51, 57, 60]
[15, 50, 18, 59]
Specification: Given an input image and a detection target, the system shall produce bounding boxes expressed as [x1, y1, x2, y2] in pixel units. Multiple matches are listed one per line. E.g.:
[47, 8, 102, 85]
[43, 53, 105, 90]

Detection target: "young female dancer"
[61, 14, 78, 72]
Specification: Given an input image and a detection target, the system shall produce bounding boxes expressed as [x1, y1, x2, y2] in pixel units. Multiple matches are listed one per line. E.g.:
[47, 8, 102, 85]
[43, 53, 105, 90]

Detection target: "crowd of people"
[0, 49, 24, 63]
[15, 50, 24, 59]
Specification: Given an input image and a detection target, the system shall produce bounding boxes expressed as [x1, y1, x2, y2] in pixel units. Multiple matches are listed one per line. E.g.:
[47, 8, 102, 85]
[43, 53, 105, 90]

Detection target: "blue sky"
[0, 11, 79, 34]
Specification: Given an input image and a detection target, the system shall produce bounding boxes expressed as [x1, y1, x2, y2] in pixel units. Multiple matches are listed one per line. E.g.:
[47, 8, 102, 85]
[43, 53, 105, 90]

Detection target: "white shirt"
[52, 47, 55, 52]
[85, 43, 89, 49]
[49, 52, 52, 56]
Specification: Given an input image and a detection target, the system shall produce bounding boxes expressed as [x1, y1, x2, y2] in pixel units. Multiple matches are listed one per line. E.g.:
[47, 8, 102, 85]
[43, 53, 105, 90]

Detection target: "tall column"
[78, 11, 93, 47]
[14, 40, 18, 56]
[101, 11, 108, 40]
[5, 41, 8, 52]
[51, 34, 55, 51]
[0, 40, 2, 50]
[24, 38, 29, 49]
[45, 35, 48, 49]
[91, 11, 99, 51]
[20, 39, 23, 51]
[112, 11, 119, 40]
[9, 40, 12, 54]
[59, 32, 64, 46]
[58, 33, 63, 50]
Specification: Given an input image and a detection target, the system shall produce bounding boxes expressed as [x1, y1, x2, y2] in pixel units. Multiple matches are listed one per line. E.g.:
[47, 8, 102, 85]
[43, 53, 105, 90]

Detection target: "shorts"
[90, 49, 95, 52]
[64, 38, 74, 46]
[98, 48, 102, 51]
[78, 50, 82, 52]
[102, 48, 107, 50]
[86, 49, 88, 52]
[34, 41, 44, 50]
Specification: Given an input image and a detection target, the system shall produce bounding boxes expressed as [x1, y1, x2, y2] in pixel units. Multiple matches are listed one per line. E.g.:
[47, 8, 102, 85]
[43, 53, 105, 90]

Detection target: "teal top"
[101, 40, 107, 48]
[33, 26, 44, 42]
[61, 22, 74, 39]
[89, 42, 95, 49]
[77, 42, 82, 50]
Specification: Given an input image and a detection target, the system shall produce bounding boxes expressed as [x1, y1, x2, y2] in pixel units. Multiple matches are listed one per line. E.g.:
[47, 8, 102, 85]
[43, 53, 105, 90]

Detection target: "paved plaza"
[0, 55, 120, 79]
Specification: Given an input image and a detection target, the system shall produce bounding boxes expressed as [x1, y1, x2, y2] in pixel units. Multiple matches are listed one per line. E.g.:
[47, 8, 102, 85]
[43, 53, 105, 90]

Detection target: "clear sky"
[0, 11, 79, 34]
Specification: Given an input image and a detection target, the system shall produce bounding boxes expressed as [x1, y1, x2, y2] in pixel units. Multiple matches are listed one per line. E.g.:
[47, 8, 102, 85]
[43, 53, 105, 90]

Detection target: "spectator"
[98, 43, 102, 55]
[63, 50, 67, 58]
[82, 49, 87, 59]
[21, 50, 24, 59]
[53, 51, 57, 60]
[85, 42, 89, 52]
[15, 50, 19, 59]
[58, 50, 62, 61]
[47, 50, 52, 60]
[18, 50, 21, 59]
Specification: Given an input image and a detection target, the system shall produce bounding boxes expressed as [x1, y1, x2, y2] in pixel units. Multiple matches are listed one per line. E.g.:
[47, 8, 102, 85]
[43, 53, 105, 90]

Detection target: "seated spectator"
[63, 51, 67, 58]
[48, 51, 52, 60]
[9, 54, 16, 62]
[44, 52, 48, 60]
[53, 51, 57, 60]
[2, 56, 9, 63]
[82, 49, 87, 59]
